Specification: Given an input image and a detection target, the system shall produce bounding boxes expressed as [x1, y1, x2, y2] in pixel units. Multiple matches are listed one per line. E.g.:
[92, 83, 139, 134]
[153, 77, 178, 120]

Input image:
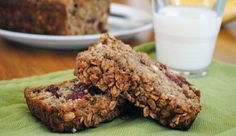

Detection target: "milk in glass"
[154, 6, 222, 71]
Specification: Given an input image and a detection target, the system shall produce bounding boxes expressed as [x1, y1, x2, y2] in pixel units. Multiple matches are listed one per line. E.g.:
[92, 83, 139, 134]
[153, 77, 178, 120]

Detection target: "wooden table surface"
[0, 0, 236, 80]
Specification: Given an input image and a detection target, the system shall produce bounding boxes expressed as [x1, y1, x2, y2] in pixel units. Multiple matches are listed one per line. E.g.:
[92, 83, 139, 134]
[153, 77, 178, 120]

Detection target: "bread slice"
[0, 0, 110, 35]
[24, 79, 125, 132]
[74, 34, 201, 130]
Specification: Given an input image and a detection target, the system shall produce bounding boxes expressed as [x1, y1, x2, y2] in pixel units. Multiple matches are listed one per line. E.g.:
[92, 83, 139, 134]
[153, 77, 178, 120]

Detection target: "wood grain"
[0, 0, 236, 80]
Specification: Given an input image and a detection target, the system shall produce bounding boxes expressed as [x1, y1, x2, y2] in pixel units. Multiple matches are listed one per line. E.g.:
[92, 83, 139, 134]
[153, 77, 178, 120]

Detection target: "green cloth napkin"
[1, 43, 236, 136]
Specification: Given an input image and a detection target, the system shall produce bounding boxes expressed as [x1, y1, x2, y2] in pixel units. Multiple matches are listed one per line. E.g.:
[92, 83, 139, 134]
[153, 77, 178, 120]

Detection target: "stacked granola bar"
[24, 34, 201, 132]
[25, 79, 126, 132]
[74, 34, 201, 130]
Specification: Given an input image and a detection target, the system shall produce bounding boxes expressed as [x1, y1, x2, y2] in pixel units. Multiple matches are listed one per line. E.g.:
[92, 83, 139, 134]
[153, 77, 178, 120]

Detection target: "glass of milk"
[152, 0, 226, 77]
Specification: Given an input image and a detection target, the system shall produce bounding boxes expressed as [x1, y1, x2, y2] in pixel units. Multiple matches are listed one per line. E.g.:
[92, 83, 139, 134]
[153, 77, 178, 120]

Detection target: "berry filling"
[165, 72, 187, 87]
[45, 85, 60, 98]
[160, 63, 167, 70]
[67, 83, 88, 100]
[68, 91, 85, 100]
[158, 63, 188, 87]
[67, 83, 106, 100]
[74, 83, 88, 92]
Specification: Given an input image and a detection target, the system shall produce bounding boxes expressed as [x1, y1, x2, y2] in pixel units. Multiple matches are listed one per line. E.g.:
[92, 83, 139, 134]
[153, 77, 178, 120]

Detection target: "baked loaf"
[24, 79, 125, 132]
[75, 34, 201, 130]
[0, 0, 110, 35]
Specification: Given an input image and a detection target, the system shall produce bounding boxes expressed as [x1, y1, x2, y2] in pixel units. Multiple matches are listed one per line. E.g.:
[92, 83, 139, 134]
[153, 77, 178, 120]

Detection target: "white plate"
[0, 3, 153, 49]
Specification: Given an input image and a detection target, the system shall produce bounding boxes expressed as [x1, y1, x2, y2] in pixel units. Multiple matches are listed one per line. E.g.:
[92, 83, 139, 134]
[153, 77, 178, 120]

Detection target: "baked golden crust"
[68, 0, 110, 34]
[74, 34, 201, 130]
[0, 0, 110, 35]
[0, 0, 68, 34]
[24, 79, 125, 132]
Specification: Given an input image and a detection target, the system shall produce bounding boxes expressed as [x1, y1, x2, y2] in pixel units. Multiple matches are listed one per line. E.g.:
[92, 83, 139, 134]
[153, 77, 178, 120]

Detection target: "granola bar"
[74, 34, 201, 130]
[24, 79, 125, 132]
[0, 0, 110, 35]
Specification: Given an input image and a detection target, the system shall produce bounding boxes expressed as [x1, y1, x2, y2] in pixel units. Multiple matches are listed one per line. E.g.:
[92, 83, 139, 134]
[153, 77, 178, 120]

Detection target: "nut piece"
[110, 86, 120, 97]
[147, 99, 156, 110]
[109, 101, 117, 110]
[150, 94, 159, 101]
[64, 112, 75, 122]
[143, 106, 150, 117]
[89, 74, 99, 83]
[87, 113, 93, 123]
[150, 112, 157, 119]
[80, 61, 88, 68]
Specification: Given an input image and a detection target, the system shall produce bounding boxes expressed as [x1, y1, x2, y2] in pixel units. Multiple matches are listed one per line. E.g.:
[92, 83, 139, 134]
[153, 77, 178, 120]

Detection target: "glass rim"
[152, 0, 226, 16]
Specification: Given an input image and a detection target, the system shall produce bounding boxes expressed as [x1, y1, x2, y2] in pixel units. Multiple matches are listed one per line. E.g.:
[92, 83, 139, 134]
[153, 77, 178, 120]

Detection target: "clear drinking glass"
[152, 0, 226, 77]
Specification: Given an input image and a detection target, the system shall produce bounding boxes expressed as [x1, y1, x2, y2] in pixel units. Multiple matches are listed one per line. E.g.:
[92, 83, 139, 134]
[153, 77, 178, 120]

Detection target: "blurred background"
[0, 0, 235, 80]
